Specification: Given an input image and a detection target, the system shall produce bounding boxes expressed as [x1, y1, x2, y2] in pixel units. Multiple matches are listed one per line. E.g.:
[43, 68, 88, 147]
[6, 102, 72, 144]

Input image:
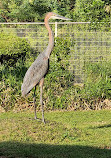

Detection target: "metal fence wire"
[0, 22, 111, 83]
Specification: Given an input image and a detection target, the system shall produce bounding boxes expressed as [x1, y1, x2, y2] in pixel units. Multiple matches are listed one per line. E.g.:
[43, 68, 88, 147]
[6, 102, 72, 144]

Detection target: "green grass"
[0, 110, 111, 157]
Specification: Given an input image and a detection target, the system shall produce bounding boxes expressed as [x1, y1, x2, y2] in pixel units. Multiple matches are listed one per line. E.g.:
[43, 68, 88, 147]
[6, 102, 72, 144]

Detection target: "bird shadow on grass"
[97, 124, 111, 129]
[90, 124, 111, 129]
[0, 141, 111, 158]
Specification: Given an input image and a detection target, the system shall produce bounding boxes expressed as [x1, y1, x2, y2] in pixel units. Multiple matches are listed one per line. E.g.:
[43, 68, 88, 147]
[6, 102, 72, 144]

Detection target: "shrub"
[0, 32, 33, 111]
[74, 61, 111, 110]
[0, 31, 31, 66]
[82, 62, 111, 100]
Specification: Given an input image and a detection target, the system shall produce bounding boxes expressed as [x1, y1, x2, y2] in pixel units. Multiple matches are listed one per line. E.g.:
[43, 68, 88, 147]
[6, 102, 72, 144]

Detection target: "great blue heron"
[21, 12, 71, 123]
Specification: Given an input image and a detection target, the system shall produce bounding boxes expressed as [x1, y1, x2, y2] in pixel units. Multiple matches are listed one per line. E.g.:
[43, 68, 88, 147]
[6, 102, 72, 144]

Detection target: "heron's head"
[45, 12, 72, 21]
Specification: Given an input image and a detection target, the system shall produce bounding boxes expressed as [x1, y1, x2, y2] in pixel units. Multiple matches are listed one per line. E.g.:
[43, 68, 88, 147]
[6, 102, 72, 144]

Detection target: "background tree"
[0, 0, 75, 22]
[0, 0, 38, 22]
[0, 0, 110, 23]
[71, 0, 110, 23]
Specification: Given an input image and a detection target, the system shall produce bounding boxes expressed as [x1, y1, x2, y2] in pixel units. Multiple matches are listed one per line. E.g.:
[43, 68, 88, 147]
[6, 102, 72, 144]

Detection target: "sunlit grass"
[0, 110, 111, 157]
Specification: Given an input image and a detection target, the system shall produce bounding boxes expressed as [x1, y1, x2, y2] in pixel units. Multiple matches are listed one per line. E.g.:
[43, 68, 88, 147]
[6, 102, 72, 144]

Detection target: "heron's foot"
[34, 115, 46, 124]
[28, 117, 40, 121]
[34, 117, 45, 123]
[34, 117, 41, 121]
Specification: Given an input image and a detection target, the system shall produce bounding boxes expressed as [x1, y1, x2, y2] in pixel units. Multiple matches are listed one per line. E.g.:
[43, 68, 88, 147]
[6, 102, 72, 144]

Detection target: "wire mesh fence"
[0, 22, 111, 84]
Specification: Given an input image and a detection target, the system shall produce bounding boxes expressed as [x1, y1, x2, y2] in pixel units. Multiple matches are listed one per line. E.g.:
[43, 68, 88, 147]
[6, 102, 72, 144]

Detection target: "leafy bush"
[0, 63, 26, 111]
[0, 32, 33, 111]
[0, 31, 31, 66]
[73, 61, 111, 110]
[72, 0, 110, 23]
[82, 62, 111, 100]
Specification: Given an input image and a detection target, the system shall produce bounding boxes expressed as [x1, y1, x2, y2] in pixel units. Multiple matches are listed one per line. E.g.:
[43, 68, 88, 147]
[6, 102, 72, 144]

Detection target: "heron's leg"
[33, 86, 37, 119]
[39, 78, 45, 123]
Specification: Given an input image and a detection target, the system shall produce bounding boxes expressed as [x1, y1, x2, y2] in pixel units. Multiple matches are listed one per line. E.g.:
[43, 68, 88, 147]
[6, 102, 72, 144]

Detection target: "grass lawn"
[0, 110, 111, 157]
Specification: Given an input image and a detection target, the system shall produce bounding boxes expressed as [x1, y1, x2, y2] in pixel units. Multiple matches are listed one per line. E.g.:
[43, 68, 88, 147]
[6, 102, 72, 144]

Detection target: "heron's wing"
[21, 54, 48, 96]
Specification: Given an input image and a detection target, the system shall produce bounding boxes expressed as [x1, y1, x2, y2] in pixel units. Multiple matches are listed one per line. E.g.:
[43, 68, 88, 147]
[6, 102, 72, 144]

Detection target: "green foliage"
[0, 0, 38, 22]
[0, 0, 72, 22]
[0, 0, 110, 28]
[71, 61, 111, 110]
[71, 0, 111, 28]
[0, 32, 33, 111]
[81, 62, 111, 100]
[0, 32, 29, 56]
[0, 61, 27, 111]
[0, 31, 31, 65]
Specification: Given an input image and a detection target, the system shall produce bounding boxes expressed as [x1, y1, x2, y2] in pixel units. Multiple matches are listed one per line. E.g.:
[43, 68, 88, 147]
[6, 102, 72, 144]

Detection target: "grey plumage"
[21, 52, 48, 97]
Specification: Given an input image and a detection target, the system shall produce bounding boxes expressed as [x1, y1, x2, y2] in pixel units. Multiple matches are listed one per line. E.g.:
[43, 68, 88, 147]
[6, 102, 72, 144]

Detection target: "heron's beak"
[52, 14, 72, 21]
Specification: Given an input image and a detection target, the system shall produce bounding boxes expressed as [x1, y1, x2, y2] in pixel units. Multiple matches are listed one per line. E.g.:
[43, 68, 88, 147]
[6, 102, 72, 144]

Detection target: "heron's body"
[21, 53, 48, 96]
[21, 12, 71, 123]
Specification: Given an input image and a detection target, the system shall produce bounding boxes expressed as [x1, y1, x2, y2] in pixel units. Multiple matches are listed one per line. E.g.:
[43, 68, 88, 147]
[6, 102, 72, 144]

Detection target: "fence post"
[55, 22, 57, 37]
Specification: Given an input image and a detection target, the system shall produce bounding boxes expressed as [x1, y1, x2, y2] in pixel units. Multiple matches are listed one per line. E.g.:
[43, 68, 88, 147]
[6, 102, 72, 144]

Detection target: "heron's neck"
[44, 18, 54, 58]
